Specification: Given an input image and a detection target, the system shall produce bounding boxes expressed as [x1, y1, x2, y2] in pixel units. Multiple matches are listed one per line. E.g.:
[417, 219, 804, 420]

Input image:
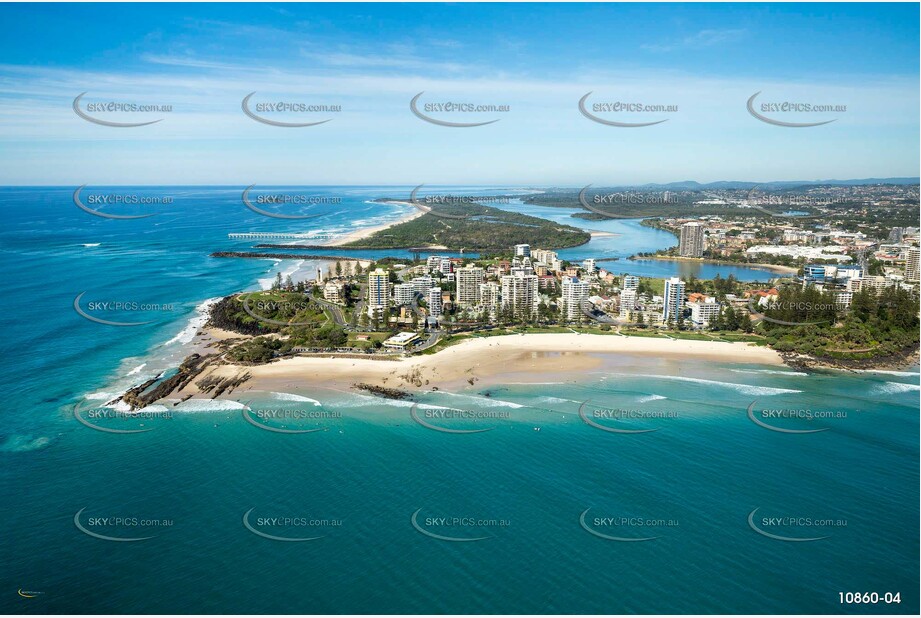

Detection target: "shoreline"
[113, 199, 911, 410]
[328, 203, 424, 246]
[339, 199, 597, 251]
[167, 333, 787, 403]
[632, 254, 800, 275]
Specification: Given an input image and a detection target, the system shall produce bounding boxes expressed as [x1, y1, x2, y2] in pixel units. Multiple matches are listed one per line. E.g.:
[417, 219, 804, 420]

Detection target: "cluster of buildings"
[669, 216, 887, 261]
[324, 244, 603, 328]
[340, 242, 739, 330]
[314, 221, 919, 337]
[615, 275, 722, 328]
[799, 255, 920, 308]
[666, 215, 921, 289]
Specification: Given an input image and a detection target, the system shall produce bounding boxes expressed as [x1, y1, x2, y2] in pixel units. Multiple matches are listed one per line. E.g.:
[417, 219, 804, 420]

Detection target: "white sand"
[186, 333, 783, 400]
[329, 205, 424, 246]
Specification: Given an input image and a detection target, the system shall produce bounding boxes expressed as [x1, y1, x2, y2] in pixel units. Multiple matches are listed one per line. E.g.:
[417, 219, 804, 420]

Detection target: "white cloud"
[642, 28, 747, 53]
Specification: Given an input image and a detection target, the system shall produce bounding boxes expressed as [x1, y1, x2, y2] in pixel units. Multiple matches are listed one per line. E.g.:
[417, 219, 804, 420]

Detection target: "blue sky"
[0, 2, 918, 185]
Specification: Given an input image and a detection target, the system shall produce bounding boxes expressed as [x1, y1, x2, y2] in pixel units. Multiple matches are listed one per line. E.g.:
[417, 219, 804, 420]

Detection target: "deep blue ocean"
[0, 186, 917, 614]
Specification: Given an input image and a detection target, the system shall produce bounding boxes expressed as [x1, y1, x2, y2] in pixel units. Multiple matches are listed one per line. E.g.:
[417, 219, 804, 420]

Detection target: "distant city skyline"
[0, 3, 918, 185]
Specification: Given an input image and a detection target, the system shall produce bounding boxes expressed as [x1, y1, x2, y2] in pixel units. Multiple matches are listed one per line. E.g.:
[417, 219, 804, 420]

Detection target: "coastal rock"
[353, 382, 412, 400]
[115, 353, 217, 410]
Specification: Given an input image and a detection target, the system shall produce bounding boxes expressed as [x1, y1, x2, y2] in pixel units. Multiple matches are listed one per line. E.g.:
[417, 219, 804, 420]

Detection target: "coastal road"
[307, 293, 347, 327]
[349, 283, 368, 328]
[411, 329, 443, 353]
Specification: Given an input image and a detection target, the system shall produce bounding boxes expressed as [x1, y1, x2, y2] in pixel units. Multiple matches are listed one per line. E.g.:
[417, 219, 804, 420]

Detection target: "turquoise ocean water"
[0, 187, 917, 614]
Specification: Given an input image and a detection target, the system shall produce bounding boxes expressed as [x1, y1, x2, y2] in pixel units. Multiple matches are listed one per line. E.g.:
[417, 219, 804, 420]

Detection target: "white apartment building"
[393, 283, 417, 305]
[663, 277, 686, 323]
[782, 229, 815, 244]
[623, 275, 639, 290]
[515, 244, 531, 257]
[323, 281, 344, 304]
[510, 256, 535, 276]
[479, 282, 500, 319]
[619, 288, 637, 319]
[906, 247, 920, 282]
[427, 287, 443, 317]
[687, 297, 720, 328]
[532, 248, 557, 265]
[679, 222, 705, 257]
[455, 265, 485, 306]
[501, 272, 539, 317]
[410, 276, 436, 294]
[561, 276, 590, 320]
[848, 276, 893, 294]
[367, 268, 391, 319]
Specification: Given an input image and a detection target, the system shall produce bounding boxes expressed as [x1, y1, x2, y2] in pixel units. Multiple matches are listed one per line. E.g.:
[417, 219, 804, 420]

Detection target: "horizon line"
[1, 177, 919, 189]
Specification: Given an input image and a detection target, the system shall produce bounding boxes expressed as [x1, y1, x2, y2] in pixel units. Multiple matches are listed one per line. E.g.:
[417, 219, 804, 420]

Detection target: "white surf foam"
[621, 374, 802, 396]
[535, 396, 581, 405]
[438, 392, 525, 408]
[258, 260, 304, 290]
[172, 399, 248, 412]
[270, 392, 322, 406]
[855, 369, 920, 378]
[126, 363, 147, 376]
[872, 381, 921, 395]
[164, 297, 221, 346]
[731, 369, 809, 377]
[84, 391, 120, 401]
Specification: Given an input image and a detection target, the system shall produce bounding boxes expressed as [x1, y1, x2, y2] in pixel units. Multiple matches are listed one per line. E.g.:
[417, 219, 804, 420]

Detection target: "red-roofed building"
[744, 288, 779, 299]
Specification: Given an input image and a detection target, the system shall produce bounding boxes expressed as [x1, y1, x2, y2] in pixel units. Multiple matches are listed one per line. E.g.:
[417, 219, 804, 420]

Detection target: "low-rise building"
[323, 280, 345, 304]
[383, 331, 421, 350]
[687, 296, 721, 328]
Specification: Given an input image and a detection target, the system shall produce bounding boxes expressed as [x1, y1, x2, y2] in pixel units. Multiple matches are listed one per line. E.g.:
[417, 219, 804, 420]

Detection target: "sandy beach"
[175, 333, 784, 402]
[329, 202, 424, 246]
[174, 200, 793, 404]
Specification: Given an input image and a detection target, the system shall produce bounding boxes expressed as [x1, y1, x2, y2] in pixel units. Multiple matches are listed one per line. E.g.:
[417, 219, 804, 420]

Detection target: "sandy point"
[184, 333, 784, 400]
